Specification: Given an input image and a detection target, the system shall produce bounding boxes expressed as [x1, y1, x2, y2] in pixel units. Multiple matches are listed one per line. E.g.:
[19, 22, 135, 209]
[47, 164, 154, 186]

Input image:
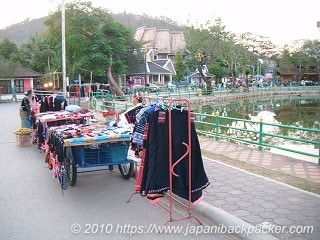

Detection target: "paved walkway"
[198, 137, 320, 183]
[91, 105, 320, 239]
[1, 102, 237, 240]
[3, 93, 320, 239]
[90, 97, 320, 239]
[197, 137, 320, 240]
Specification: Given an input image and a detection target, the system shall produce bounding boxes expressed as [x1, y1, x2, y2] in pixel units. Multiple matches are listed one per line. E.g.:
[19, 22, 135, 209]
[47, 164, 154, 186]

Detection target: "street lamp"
[61, 0, 67, 96]
[317, 55, 320, 83]
[144, 48, 147, 87]
[258, 59, 263, 75]
[197, 52, 206, 87]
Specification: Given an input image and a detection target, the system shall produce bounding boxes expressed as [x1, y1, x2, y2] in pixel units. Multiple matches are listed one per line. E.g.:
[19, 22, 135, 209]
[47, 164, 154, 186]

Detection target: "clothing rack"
[127, 96, 205, 225]
[166, 98, 202, 224]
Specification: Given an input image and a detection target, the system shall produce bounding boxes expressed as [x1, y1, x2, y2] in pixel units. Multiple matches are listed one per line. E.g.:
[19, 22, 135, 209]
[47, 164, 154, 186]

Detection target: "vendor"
[20, 90, 33, 128]
[132, 92, 144, 106]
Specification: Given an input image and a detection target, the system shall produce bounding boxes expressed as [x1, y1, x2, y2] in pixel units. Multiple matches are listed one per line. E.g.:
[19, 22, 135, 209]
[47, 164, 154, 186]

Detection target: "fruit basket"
[14, 128, 32, 135]
[14, 128, 32, 146]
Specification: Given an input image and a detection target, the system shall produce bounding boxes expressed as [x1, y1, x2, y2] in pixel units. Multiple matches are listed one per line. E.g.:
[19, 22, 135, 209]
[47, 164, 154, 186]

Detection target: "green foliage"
[14, 1, 140, 85]
[0, 38, 18, 60]
[278, 40, 320, 80]
[208, 60, 228, 82]
[1, 1, 319, 86]
[173, 51, 187, 81]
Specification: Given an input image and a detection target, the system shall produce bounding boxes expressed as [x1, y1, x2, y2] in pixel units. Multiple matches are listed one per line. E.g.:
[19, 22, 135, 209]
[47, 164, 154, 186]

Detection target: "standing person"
[84, 85, 91, 102]
[132, 92, 144, 106]
[20, 90, 33, 128]
[11, 85, 17, 102]
[85, 85, 90, 97]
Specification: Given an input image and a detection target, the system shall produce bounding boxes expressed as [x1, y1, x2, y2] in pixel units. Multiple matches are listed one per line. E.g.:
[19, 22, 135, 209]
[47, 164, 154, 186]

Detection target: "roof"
[188, 65, 214, 78]
[276, 67, 299, 75]
[134, 61, 173, 75]
[0, 58, 42, 78]
[188, 71, 214, 78]
[153, 59, 176, 75]
[134, 27, 186, 55]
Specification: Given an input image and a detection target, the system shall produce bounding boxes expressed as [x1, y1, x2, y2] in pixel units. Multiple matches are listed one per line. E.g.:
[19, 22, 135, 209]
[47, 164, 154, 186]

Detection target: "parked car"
[175, 80, 189, 87]
[300, 80, 316, 86]
[131, 84, 145, 93]
[235, 78, 247, 87]
[145, 83, 160, 92]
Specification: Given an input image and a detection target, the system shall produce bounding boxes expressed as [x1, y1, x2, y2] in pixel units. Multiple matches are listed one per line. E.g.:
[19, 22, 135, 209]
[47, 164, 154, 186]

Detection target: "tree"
[0, 38, 18, 60]
[41, 1, 139, 95]
[173, 51, 187, 81]
[278, 40, 320, 82]
[208, 59, 228, 83]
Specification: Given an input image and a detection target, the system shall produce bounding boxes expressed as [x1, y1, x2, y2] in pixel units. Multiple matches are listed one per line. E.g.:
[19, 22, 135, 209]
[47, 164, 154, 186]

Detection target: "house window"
[14, 79, 24, 93]
[0, 80, 10, 94]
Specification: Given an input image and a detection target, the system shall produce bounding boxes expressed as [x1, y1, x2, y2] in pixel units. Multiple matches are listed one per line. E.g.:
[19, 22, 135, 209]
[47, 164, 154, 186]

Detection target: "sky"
[1, 0, 319, 47]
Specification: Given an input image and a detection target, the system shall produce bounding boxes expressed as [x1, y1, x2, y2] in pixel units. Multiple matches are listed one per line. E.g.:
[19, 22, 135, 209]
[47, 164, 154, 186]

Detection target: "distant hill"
[0, 12, 183, 46]
[0, 18, 46, 46]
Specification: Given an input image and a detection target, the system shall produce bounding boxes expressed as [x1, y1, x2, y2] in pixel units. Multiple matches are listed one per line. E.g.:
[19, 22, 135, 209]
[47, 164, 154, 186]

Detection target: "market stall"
[35, 108, 94, 150]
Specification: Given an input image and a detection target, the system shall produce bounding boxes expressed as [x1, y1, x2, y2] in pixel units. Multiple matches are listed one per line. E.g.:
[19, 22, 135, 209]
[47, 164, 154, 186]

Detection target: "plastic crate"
[72, 142, 129, 167]
[102, 142, 129, 163]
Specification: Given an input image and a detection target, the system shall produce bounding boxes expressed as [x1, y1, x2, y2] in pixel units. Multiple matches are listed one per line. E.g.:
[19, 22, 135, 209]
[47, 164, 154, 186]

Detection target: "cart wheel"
[65, 147, 77, 186]
[118, 162, 134, 179]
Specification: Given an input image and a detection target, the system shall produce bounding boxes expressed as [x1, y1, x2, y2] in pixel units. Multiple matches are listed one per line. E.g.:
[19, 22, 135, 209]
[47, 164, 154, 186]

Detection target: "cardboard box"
[102, 110, 117, 121]
[16, 134, 32, 147]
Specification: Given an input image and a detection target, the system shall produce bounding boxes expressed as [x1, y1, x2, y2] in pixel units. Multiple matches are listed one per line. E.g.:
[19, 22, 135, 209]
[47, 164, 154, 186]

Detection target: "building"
[187, 65, 214, 87]
[133, 27, 187, 85]
[276, 65, 319, 85]
[0, 58, 42, 94]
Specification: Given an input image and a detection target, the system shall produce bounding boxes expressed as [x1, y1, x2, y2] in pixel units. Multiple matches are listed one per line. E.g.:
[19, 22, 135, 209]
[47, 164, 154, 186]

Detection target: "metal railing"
[194, 112, 320, 165]
[82, 87, 320, 164]
[89, 85, 320, 111]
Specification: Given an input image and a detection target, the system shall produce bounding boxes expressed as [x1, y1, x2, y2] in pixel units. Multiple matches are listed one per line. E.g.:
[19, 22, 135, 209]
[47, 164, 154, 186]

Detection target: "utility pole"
[61, 0, 67, 96]
[317, 21, 320, 82]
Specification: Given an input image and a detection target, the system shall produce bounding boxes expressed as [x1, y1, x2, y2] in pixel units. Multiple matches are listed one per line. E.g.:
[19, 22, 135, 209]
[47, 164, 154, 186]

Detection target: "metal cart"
[46, 124, 134, 189]
[64, 139, 134, 186]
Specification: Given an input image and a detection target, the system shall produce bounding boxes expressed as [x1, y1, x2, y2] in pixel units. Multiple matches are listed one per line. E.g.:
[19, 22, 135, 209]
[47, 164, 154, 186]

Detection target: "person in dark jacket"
[54, 92, 68, 111]
[20, 90, 32, 128]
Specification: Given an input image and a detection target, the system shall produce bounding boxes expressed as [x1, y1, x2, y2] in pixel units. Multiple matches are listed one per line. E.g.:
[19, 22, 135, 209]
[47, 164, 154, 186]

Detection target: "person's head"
[56, 92, 65, 100]
[25, 90, 32, 96]
[132, 92, 144, 105]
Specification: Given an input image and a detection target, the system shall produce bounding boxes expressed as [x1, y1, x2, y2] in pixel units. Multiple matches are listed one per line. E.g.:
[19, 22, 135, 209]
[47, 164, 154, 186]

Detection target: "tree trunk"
[105, 66, 125, 96]
[204, 79, 213, 91]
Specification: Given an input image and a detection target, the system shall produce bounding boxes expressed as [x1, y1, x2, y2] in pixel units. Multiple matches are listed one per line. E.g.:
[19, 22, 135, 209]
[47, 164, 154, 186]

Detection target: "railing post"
[92, 97, 96, 111]
[112, 99, 116, 109]
[318, 144, 320, 165]
[215, 111, 220, 141]
[258, 117, 263, 151]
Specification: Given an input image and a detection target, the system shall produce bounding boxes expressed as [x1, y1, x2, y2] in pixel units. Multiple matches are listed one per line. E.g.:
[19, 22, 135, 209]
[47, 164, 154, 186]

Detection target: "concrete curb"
[193, 201, 278, 240]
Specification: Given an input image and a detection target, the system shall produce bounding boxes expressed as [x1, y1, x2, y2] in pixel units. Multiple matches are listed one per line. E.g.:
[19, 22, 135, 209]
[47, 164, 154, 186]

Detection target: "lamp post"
[143, 48, 148, 87]
[61, 0, 67, 96]
[197, 52, 204, 87]
[258, 59, 263, 75]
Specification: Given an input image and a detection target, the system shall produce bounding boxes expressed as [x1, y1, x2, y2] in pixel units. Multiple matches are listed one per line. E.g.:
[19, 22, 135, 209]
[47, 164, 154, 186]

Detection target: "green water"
[195, 94, 320, 130]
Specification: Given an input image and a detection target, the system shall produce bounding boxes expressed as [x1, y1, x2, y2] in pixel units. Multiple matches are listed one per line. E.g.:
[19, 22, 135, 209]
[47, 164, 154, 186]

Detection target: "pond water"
[194, 94, 320, 163]
[195, 94, 320, 130]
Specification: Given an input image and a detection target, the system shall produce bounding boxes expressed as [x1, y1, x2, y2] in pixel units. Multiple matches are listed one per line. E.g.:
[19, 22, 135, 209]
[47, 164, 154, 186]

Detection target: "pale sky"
[1, 0, 319, 47]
